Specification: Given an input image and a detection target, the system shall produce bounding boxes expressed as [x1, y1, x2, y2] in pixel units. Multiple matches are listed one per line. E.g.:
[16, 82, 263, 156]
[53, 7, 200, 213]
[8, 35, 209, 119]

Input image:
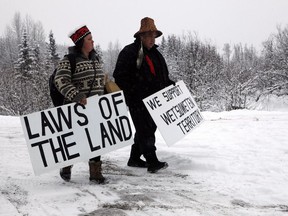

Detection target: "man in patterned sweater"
[54, 25, 106, 184]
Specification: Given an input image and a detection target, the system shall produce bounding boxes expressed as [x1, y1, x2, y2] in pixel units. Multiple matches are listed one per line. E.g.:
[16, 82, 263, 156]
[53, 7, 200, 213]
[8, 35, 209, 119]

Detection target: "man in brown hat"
[113, 17, 175, 173]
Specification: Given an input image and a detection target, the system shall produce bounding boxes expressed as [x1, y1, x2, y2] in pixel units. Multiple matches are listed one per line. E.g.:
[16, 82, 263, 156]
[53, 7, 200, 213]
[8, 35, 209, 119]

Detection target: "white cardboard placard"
[143, 80, 204, 146]
[20, 91, 133, 175]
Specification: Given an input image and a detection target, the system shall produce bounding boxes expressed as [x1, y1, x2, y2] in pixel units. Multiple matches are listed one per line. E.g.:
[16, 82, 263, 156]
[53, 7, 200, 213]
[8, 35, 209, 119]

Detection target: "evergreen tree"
[32, 44, 41, 71]
[95, 44, 104, 63]
[47, 30, 60, 67]
[0, 12, 53, 115]
[13, 28, 34, 114]
[14, 28, 34, 77]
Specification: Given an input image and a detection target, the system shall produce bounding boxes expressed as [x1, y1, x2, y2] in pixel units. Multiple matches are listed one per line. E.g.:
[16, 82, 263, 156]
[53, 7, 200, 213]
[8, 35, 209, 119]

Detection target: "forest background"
[0, 13, 288, 116]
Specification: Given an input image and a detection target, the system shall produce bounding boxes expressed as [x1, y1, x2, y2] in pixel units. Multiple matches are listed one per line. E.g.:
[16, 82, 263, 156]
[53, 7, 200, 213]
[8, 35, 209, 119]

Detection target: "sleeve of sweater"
[54, 57, 86, 103]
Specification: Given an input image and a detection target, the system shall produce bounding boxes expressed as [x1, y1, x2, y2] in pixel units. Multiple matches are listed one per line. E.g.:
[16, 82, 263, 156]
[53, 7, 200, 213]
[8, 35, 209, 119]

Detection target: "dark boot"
[127, 158, 148, 168]
[127, 144, 148, 168]
[60, 165, 72, 182]
[144, 152, 168, 173]
[89, 161, 106, 184]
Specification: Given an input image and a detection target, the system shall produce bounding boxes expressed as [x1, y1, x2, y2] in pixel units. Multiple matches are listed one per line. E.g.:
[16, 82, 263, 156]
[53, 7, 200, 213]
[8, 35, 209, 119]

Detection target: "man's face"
[141, 32, 157, 50]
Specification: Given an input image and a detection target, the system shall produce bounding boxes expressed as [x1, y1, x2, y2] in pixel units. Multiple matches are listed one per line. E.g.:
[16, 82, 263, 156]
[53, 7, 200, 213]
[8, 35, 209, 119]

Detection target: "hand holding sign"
[20, 91, 133, 175]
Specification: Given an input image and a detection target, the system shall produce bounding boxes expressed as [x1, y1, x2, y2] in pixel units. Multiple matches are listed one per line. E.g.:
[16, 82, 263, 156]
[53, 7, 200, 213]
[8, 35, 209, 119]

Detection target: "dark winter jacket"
[113, 39, 174, 108]
[55, 48, 105, 104]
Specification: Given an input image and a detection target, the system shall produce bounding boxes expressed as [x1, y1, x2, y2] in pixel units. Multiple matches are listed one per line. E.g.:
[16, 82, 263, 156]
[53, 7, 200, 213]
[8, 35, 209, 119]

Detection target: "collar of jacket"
[68, 46, 98, 61]
[135, 39, 158, 70]
[134, 39, 159, 51]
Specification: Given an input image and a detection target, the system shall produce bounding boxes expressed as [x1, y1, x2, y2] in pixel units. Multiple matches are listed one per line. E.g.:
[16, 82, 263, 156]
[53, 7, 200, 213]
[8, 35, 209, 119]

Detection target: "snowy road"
[0, 110, 288, 216]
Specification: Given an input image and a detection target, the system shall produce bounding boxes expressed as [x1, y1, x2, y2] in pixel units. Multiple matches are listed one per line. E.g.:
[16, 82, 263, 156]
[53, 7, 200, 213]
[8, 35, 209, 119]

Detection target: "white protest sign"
[143, 80, 204, 146]
[20, 91, 133, 175]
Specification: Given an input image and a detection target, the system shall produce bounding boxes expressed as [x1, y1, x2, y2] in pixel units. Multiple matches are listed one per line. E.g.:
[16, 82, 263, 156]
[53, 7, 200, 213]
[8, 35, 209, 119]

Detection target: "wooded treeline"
[1, 13, 288, 115]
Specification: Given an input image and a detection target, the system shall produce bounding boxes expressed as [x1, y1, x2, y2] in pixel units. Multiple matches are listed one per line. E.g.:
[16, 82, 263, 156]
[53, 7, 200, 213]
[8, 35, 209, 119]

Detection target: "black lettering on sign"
[100, 123, 111, 147]
[162, 85, 183, 102]
[40, 106, 73, 136]
[160, 97, 197, 126]
[99, 97, 112, 120]
[160, 109, 177, 125]
[119, 116, 132, 140]
[24, 116, 40, 140]
[61, 132, 80, 160]
[99, 93, 125, 119]
[176, 110, 203, 135]
[30, 132, 80, 167]
[49, 136, 67, 163]
[100, 116, 132, 147]
[111, 92, 124, 116]
[41, 111, 55, 135]
[49, 131, 80, 162]
[31, 140, 49, 167]
[47, 107, 73, 132]
[146, 96, 162, 110]
[85, 128, 101, 152]
[107, 119, 123, 144]
[74, 103, 88, 126]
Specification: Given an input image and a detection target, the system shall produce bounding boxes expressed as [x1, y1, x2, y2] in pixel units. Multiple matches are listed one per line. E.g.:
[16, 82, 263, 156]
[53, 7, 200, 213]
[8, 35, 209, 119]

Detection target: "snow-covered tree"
[256, 25, 288, 100]
[47, 30, 60, 68]
[0, 12, 54, 115]
[14, 28, 35, 77]
[160, 33, 224, 111]
[103, 41, 121, 79]
[221, 43, 260, 109]
[159, 35, 183, 83]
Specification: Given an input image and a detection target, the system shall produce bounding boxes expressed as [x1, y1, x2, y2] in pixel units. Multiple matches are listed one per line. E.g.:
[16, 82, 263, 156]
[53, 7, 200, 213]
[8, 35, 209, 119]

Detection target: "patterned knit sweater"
[54, 54, 105, 103]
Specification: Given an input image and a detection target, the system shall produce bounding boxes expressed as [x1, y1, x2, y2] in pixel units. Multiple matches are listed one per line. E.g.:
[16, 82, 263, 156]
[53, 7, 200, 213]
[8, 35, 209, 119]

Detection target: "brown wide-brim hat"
[134, 17, 163, 38]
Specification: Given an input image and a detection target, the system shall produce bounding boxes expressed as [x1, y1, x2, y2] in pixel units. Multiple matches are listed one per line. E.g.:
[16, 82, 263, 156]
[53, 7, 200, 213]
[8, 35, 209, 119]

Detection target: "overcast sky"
[1, 0, 288, 52]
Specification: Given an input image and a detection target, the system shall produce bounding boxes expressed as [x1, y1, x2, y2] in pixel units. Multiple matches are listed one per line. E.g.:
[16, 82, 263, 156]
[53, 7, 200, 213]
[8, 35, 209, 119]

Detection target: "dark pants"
[129, 105, 157, 157]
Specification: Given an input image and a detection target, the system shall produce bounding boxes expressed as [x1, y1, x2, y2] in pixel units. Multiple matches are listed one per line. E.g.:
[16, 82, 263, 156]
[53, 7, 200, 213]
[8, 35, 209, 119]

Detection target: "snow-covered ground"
[1, 107, 288, 215]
